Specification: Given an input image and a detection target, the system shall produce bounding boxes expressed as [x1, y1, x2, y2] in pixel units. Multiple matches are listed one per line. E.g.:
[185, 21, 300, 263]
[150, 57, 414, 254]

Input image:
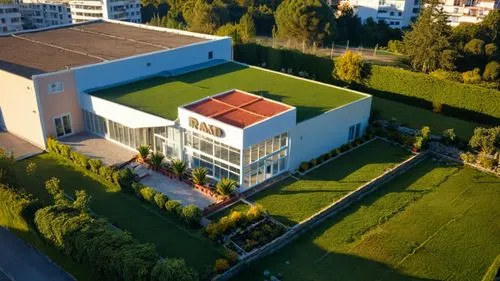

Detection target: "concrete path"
[0, 227, 75, 281]
[0, 132, 43, 161]
[61, 132, 135, 166]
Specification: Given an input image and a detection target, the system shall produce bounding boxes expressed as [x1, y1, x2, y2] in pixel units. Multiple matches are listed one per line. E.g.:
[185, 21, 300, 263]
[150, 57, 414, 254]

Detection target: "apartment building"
[441, 0, 499, 26]
[19, 0, 71, 29]
[69, 0, 141, 23]
[340, 0, 421, 28]
[0, 4, 22, 34]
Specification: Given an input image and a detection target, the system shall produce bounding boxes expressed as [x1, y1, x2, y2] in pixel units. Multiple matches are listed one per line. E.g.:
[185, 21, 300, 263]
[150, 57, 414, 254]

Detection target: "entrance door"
[54, 114, 72, 138]
[265, 160, 273, 179]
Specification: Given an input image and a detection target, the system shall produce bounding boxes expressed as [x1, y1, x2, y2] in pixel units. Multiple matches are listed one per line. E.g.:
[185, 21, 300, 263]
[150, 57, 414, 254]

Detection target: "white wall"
[243, 108, 296, 148]
[73, 38, 232, 93]
[288, 96, 372, 170]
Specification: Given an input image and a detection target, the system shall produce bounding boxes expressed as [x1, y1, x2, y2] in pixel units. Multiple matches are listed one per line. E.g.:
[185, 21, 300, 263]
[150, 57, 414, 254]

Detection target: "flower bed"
[230, 218, 286, 253]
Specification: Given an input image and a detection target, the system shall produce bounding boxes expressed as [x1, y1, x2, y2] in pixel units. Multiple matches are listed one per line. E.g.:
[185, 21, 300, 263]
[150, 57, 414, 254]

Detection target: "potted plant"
[149, 152, 165, 171]
[171, 159, 187, 180]
[137, 145, 150, 163]
[216, 178, 236, 198]
[192, 167, 208, 187]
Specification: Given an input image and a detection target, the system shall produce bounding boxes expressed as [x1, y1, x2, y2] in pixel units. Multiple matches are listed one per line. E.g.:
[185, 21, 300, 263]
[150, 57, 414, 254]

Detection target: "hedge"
[234, 43, 500, 123]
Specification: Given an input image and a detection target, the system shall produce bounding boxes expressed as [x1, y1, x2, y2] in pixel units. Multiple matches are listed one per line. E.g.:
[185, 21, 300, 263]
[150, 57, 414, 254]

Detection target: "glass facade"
[242, 132, 289, 188]
[153, 126, 181, 159]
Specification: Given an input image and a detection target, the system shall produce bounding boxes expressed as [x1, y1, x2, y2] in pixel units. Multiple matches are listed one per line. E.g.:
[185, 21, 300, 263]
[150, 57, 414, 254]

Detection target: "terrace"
[90, 61, 367, 123]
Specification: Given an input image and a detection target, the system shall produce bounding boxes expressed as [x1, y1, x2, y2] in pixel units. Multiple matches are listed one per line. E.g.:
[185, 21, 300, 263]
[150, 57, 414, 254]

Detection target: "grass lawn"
[248, 139, 411, 226]
[236, 158, 500, 281]
[91, 62, 366, 123]
[0, 188, 94, 281]
[207, 200, 251, 221]
[372, 97, 480, 140]
[13, 153, 222, 275]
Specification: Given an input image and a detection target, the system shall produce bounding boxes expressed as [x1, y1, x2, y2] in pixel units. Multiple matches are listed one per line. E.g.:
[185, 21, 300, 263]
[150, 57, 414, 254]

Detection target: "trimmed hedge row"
[234, 43, 500, 123]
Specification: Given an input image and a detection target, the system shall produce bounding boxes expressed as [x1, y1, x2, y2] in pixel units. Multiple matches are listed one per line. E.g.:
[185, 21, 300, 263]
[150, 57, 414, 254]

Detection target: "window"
[54, 114, 72, 137]
[48, 81, 63, 94]
[412, 8, 419, 13]
[348, 123, 362, 141]
[390, 11, 394, 16]
[208, 51, 213, 59]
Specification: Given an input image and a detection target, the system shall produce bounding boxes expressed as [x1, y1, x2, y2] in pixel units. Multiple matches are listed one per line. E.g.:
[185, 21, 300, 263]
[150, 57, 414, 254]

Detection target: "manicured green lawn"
[13, 153, 222, 275]
[248, 139, 411, 225]
[236, 159, 500, 281]
[372, 97, 480, 140]
[91, 62, 366, 122]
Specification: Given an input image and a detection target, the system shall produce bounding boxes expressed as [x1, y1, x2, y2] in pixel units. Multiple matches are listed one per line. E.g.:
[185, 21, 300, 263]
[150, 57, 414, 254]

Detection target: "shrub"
[460, 152, 476, 163]
[333, 51, 367, 84]
[482, 61, 500, 81]
[214, 259, 230, 273]
[131, 182, 145, 195]
[149, 152, 165, 171]
[0, 157, 16, 188]
[216, 178, 236, 197]
[98, 166, 113, 182]
[137, 145, 150, 161]
[181, 205, 201, 225]
[469, 127, 500, 155]
[462, 68, 482, 84]
[311, 158, 319, 166]
[26, 162, 37, 176]
[74, 153, 89, 169]
[111, 171, 120, 185]
[477, 152, 497, 170]
[171, 159, 187, 180]
[59, 144, 72, 159]
[139, 187, 156, 202]
[432, 100, 443, 113]
[340, 144, 350, 152]
[118, 168, 136, 192]
[154, 193, 168, 209]
[88, 159, 102, 174]
[165, 200, 182, 214]
[429, 69, 462, 82]
[192, 167, 208, 186]
[442, 128, 457, 144]
[298, 162, 309, 172]
[387, 39, 404, 54]
[151, 258, 198, 281]
[246, 204, 265, 222]
[485, 43, 498, 58]
[225, 250, 239, 265]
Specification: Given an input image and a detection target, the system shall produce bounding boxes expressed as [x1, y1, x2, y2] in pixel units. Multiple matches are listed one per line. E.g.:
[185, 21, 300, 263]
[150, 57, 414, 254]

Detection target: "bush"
[181, 205, 201, 225]
[442, 128, 457, 144]
[429, 69, 462, 82]
[469, 127, 500, 155]
[192, 167, 208, 186]
[88, 159, 102, 174]
[246, 204, 265, 222]
[149, 152, 164, 171]
[310, 158, 318, 167]
[214, 259, 230, 273]
[462, 68, 482, 84]
[153, 193, 168, 209]
[139, 187, 156, 202]
[333, 51, 367, 84]
[171, 159, 187, 180]
[137, 145, 150, 161]
[460, 152, 476, 163]
[387, 39, 404, 54]
[483, 61, 500, 81]
[118, 168, 136, 191]
[298, 162, 309, 172]
[165, 200, 182, 214]
[0, 157, 16, 188]
[151, 258, 198, 281]
[74, 153, 89, 169]
[216, 178, 236, 197]
[131, 182, 145, 195]
[26, 162, 37, 176]
[98, 166, 114, 182]
[477, 152, 497, 170]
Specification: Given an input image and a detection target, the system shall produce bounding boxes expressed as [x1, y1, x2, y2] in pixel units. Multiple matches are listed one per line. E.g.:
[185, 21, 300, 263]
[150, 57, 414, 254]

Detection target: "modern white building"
[0, 20, 371, 192]
[340, 0, 421, 28]
[441, 0, 499, 26]
[69, 0, 140, 23]
[0, 4, 22, 34]
[19, 0, 72, 29]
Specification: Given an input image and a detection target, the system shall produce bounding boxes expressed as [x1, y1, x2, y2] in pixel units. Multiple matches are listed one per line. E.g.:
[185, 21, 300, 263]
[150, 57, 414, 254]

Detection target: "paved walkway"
[0, 227, 74, 281]
[61, 132, 135, 166]
[130, 164, 216, 209]
[0, 132, 43, 161]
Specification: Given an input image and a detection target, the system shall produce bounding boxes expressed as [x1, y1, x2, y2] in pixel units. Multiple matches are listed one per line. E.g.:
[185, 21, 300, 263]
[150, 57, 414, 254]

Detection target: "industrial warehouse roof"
[184, 90, 293, 128]
[0, 21, 210, 78]
[90, 62, 368, 123]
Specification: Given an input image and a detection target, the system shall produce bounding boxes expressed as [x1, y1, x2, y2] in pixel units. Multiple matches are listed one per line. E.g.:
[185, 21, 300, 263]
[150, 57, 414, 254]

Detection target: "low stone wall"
[429, 151, 500, 177]
[213, 151, 428, 281]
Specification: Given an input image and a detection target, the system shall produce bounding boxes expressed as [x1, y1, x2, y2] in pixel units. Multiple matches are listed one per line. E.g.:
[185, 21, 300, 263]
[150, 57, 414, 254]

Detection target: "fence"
[213, 150, 428, 280]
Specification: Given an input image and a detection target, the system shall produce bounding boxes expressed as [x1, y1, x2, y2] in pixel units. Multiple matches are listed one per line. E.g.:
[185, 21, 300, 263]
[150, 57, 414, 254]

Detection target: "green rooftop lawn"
[237, 159, 500, 281]
[13, 154, 223, 275]
[248, 139, 411, 226]
[90, 62, 366, 123]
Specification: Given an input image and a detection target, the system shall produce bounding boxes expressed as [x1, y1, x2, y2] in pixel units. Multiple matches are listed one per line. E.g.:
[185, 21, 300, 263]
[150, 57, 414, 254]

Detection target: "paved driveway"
[0, 227, 74, 281]
[0, 132, 43, 160]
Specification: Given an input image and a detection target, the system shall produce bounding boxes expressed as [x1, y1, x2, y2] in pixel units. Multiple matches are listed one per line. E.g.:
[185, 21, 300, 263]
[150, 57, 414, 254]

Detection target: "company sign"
[189, 117, 224, 137]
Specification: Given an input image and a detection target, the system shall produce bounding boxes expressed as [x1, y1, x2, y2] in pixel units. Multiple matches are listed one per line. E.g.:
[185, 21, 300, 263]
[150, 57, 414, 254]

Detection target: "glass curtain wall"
[153, 126, 181, 159]
[184, 130, 241, 183]
[242, 132, 289, 188]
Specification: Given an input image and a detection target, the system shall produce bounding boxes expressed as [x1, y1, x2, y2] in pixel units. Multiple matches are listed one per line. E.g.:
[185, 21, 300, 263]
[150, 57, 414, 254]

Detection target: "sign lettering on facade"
[189, 117, 223, 137]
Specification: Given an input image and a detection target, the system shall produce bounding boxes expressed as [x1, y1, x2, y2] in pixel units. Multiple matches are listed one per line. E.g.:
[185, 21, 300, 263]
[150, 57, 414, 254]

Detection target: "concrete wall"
[0, 71, 45, 148]
[73, 38, 233, 93]
[34, 70, 84, 139]
[288, 96, 372, 170]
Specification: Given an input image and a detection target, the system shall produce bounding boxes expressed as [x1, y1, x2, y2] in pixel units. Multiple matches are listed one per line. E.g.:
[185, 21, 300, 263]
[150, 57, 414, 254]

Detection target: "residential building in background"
[19, 0, 71, 29]
[441, 0, 499, 26]
[0, 4, 22, 34]
[69, 0, 141, 23]
[340, 0, 421, 28]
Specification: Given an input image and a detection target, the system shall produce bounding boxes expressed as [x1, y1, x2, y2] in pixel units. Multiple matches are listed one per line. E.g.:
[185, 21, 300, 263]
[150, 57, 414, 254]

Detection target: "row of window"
[243, 132, 288, 166]
[243, 149, 288, 188]
[0, 18, 20, 24]
[0, 8, 20, 14]
[190, 151, 240, 183]
[185, 130, 241, 166]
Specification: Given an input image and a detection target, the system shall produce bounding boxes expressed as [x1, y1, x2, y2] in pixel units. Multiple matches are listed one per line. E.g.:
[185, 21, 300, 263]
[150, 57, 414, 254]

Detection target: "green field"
[91, 62, 366, 122]
[236, 158, 500, 281]
[247, 139, 411, 226]
[372, 97, 480, 140]
[13, 153, 222, 275]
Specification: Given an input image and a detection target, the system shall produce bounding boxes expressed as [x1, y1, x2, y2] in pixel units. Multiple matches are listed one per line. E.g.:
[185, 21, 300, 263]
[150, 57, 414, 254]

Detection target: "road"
[0, 227, 75, 281]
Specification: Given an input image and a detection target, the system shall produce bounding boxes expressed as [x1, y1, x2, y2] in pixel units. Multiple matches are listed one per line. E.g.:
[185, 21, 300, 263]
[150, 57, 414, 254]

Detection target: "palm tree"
[171, 159, 187, 180]
[137, 145, 150, 162]
[149, 152, 165, 171]
[192, 167, 208, 186]
[216, 178, 236, 197]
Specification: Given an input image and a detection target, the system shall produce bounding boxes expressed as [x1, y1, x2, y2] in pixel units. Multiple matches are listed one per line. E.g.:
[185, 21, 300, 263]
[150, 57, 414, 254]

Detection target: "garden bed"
[229, 218, 286, 254]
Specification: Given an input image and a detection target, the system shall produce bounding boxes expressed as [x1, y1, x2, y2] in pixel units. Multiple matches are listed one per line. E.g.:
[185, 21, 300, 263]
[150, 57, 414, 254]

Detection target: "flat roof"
[184, 90, 293, 128]
[90, 61, 367, 123]
[0, 21, 209, 78]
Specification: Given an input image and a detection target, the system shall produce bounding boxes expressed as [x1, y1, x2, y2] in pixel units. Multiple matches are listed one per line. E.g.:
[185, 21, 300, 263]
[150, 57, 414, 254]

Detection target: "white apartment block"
[441, 0, 499, 26]
[0, 4, 22, 34]
[19, 0, 72, 29]
[341, 0, 421, 28]
[69, 0, 141, 23]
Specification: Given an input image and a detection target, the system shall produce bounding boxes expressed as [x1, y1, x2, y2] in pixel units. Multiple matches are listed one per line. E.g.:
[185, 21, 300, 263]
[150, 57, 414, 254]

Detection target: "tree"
[216, 178, 236, 197]
[461, 68, 482, 84]
[483, 61, 500, 81]
[464, 38, 485, 56]
[238, 13, 256, 43]
[335, 3, 362, 45]
[469, 127, 500, 155]
[333, 50, 367, 84]
[151, 258, 198, 281]
[191, 167, 208, 186]
[186, 0, 217, 34]
[275, 0, 335, 45]
[403, 0, 452, 73]
[171, 159, 186, 180]
[480, 10, 499, 45]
